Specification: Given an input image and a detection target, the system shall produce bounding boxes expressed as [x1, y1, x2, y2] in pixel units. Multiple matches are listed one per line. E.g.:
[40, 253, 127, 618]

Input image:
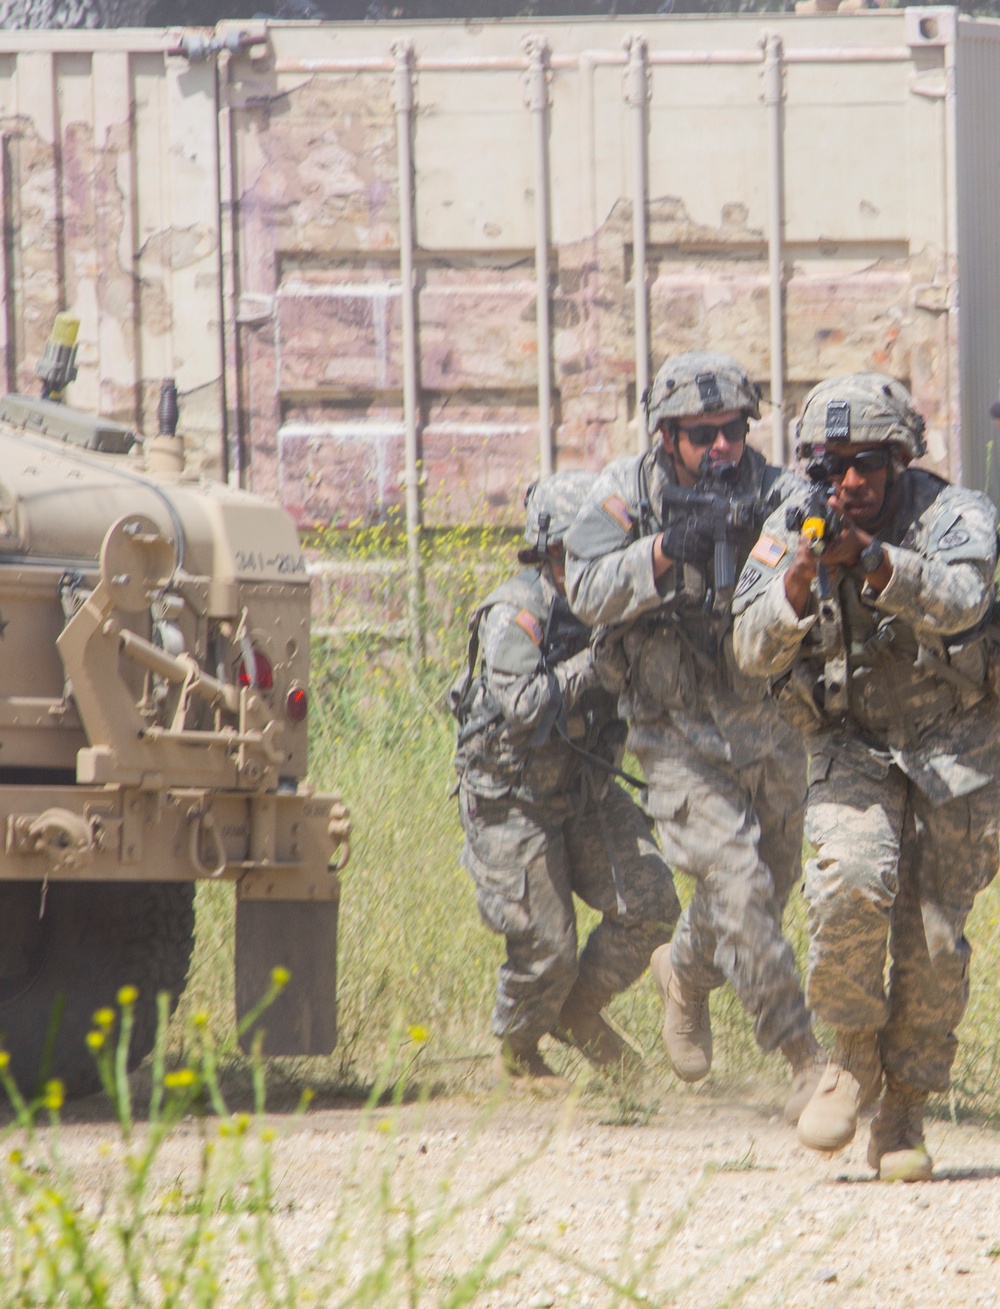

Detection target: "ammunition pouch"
[591, 625, 629, 696]
[627, 615, 696, 715]
[773, 664, 829, 736]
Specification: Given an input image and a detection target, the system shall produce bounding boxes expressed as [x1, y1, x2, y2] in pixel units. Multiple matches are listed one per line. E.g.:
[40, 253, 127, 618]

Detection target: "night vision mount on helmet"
[795, 373, 928, 462]
[518, 469, 596, 564]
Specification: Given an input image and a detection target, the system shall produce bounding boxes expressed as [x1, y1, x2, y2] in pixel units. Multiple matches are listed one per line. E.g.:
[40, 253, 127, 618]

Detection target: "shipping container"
[1, 8, 999, 607]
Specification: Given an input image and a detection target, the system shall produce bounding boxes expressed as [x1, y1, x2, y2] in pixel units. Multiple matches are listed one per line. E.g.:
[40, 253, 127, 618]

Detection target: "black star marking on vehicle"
[0, 612, 9, 638]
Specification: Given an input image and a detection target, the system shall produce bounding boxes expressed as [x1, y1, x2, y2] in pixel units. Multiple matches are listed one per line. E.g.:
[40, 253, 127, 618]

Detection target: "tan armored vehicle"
[0, 318, 350, 1097]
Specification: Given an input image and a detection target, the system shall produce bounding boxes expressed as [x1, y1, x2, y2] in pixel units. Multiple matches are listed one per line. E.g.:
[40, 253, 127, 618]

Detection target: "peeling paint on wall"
[1, 13, 998, 544]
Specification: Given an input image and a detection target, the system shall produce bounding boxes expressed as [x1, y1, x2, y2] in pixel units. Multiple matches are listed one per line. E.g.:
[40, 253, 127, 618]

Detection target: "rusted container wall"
[221, 8, 989, 536]
[2, 12, 998, 535]
[0, 31, 224, 476]
[956, 18, 1000, 505]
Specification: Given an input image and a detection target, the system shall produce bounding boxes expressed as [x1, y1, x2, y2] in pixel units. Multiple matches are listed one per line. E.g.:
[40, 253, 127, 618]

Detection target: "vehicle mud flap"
[235, 897, 339, 1056]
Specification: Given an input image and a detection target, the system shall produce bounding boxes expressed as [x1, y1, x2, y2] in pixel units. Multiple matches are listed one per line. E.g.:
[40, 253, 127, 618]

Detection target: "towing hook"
[188, 806, 228, 879]
[27, 808, 95, 872]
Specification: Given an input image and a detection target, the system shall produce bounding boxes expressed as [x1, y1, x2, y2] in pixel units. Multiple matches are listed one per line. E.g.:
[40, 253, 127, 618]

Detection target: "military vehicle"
[0, 317, 350, 1097]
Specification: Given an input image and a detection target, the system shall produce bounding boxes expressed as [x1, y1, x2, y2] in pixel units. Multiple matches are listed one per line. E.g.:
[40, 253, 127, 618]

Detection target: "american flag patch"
[750, 535, 787, 567]
[601, 494, 633, 531]
[515, 609, 544, 645]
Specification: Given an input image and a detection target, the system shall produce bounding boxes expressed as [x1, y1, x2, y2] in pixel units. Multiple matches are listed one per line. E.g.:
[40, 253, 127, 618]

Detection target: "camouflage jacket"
[563, 443, 799, 769]
[732, 468, 1000, 802]
[452, 567, 622, 806]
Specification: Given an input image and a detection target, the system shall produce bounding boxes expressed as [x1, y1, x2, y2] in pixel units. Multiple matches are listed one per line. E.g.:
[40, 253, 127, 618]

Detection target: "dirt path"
[52, 1085, 1000, 1307]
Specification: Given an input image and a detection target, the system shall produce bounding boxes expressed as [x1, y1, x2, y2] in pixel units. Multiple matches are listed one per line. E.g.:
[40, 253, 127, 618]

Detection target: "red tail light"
[237, 648, 274, 691]
[285, 686, 308, 723]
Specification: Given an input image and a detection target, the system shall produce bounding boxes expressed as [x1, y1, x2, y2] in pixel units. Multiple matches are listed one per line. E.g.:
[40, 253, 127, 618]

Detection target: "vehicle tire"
[0, 880, 196, 1099]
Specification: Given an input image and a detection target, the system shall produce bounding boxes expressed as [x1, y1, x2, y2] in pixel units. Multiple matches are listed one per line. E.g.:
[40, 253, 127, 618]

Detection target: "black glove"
[660, 517, 715, 567]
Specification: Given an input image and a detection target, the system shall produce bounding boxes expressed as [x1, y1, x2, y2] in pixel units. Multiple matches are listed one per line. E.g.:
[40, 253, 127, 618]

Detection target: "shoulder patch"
[734, 568, 757, 598]
[939, 528, 971, 550]
[515, 609, 544, 646]
[750, 534, 787, 567]
[601, 495, 633, 532]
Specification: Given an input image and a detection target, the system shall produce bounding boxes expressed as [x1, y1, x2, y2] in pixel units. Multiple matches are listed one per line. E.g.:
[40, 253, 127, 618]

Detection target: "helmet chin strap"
[857, 448, 904, 533]
[870, 463, 904, 532]
[536, 510, 550, 558]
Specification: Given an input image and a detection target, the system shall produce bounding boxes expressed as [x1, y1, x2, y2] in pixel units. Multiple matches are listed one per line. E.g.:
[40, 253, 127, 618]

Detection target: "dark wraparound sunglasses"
[675, 415, 749, 448]
[811, 448, 893, 479]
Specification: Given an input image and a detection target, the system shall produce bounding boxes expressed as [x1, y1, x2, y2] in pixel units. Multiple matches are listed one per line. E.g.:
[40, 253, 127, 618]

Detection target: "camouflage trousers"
[804, 748, 1000, 1093]
[631, 719, 812, 1053]
[459, 779, 679, 1048]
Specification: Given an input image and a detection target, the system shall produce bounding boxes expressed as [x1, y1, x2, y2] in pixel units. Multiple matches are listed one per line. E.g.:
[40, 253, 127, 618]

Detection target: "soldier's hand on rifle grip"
[784, 534, 821, 618]
[659, 518, 715, 569]
[815, 515, 863, 568]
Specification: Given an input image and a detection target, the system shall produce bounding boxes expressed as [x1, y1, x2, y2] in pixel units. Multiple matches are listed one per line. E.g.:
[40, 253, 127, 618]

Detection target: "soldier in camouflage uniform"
[732, 372, 1000, 1181]
[453, 471, 679, 1088]
[563, 352, 823, 1123]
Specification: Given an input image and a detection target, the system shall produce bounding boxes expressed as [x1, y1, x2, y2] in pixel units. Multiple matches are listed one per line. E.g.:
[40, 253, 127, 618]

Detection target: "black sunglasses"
[812, 448, 893, 479]
[674, 415, 749, 448]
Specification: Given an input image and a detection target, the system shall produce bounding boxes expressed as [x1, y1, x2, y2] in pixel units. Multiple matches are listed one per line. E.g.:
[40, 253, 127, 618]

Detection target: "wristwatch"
[859, 538, 886, 575]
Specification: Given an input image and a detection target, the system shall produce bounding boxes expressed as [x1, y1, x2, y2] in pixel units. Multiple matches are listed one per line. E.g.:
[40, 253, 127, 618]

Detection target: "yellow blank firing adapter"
[801, 515, 828, 545]
[37, 313, 80, 402]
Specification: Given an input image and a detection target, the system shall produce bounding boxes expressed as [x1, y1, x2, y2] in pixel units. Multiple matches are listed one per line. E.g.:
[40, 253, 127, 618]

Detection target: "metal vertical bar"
[524, 34, 553, 479]
[217, 50, 245, 487]
[393, 40, 424, 665]
[764, 31, 786, 466]
[93, 50, 141, 428]
[943, 29, 961, 486]
[580, 52, 597, 233]
[625, 33, 650, 453]
[14, 51, 60, 388]
[0, 132, 14, 394]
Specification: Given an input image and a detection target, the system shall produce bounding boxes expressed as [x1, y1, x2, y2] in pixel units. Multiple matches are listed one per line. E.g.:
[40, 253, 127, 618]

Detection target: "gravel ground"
[51, 1080, 1000, 1307]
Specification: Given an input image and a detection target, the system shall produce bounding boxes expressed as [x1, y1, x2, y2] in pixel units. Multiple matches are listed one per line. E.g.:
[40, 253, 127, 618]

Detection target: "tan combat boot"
[867, 1078, 933, 1182]
[650, 944, 712, 1082]
[493, 1038, 571, 1094]
[797, 1028, 882, 1153]
[553, 982, 642, 1073]
[781, 1032, 827, 1126]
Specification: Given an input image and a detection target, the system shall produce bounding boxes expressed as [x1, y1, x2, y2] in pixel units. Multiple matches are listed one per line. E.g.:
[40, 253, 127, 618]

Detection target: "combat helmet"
[518, 469, 596, 564]
[795, 373, 927, 461]
[644, 351, 761, 440]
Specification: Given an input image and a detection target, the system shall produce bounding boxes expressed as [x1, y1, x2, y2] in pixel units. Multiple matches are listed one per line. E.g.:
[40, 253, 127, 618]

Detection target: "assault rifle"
[542, 597, 645, 793]
[785, 460, 842, 556]
[660, 468, 761, 612]
[541, 595, 590, 670]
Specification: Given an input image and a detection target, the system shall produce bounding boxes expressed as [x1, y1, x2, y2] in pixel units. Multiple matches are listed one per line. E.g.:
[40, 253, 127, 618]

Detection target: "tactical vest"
[451, 570, 629, 801]
[450, 571, 585, 798]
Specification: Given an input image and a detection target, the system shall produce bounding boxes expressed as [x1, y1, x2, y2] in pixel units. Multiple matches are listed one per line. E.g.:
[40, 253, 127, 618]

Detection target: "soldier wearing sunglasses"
[733, 373, 1000, 1182]
[563, 351, 823, 1124]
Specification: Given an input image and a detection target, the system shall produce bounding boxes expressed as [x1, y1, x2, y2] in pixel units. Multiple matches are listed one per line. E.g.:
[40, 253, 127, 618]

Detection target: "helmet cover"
[795, 372, 927, 461]
[519, 470, 596, 564]
[645, 351, 761, 439]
